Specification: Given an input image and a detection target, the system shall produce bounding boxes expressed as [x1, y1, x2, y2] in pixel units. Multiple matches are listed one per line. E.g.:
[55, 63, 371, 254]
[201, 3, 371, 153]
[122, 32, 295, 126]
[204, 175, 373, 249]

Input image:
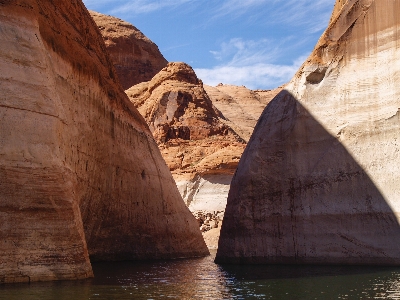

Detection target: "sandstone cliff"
[0, 0, 207, 283]
[126, 63, 246, 216]
[217, 0, 400, 264]
[90, 11, 168, 90]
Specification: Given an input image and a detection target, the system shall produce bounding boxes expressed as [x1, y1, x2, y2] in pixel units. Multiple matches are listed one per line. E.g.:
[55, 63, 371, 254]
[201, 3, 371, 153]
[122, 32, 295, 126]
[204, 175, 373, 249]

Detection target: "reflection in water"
[2, 251, 400, 299]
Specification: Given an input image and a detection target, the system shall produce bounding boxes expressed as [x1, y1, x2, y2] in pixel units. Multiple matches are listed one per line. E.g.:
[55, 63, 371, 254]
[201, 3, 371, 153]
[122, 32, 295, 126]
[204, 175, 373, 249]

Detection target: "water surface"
[2, 250, 400, 299]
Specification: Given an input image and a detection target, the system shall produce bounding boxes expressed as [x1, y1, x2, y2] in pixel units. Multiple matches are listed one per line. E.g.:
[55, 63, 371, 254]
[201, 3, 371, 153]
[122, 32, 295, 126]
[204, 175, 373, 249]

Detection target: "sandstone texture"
[0, 0, 207, 283]
[126, 63, 246, 217]
[90, 10, 168, 90]
[204, 84, 283, 142]
[217, 0, 400, 264]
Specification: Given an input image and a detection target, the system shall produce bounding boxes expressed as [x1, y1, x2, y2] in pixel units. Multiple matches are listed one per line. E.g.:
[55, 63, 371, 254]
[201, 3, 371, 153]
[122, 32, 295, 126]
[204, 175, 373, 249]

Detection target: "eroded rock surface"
[0, 0, 207, 283]
[90, 11, 168, 90]
[217, 0, 400, 264]
[126, 63, 246, 215]
[204, 84, 283, 142]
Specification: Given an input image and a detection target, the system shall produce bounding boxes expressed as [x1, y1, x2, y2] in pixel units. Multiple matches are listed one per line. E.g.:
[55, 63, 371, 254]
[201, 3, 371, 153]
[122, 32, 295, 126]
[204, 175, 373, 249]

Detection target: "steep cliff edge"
[217, 0, 400, 264]
[90, 11, 168, 90]
[0, 0, 207, 283]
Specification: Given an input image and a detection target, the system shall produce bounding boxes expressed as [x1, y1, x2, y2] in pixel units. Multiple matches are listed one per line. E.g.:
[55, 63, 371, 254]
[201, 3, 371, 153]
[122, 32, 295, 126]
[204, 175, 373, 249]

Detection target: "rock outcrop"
[126, 63, 246, 215]
[216, 0, 400, 264]
[90, 11, 168, 90]
[204, 84, 283, 142]
[0, 0, 207, 283]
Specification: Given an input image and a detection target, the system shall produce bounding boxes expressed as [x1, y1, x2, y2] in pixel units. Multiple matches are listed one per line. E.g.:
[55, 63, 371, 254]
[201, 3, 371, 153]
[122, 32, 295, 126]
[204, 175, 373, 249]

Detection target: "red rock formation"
[0, 0, 207, 283]
[90, 11, 168, 90]
[126, 63, 246, 213]
[126, 63, 246, 177]
[204, 84, 283, 142]
[216, 0, 400, 264]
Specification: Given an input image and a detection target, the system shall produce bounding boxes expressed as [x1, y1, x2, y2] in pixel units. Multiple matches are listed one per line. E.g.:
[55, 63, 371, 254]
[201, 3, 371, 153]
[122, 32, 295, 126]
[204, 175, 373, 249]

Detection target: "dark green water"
[2, 250, 400, 299]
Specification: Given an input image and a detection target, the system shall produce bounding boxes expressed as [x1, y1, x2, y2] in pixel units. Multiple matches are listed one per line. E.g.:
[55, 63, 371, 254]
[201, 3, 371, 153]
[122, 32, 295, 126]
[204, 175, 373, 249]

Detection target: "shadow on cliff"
[216, 90, 400, 265]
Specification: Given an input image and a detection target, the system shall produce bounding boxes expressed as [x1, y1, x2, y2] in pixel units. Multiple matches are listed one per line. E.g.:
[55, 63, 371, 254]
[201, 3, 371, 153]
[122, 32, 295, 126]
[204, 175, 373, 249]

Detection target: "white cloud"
[210, 38, 280, 66]
[195, 62, 300, 90]
[195, 37, 308, 89]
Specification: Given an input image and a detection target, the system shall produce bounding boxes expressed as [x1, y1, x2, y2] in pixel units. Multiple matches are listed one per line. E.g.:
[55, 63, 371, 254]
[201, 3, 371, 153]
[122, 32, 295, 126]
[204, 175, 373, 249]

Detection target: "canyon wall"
[216, 0, 400, 264]
[126, 63, 246, 217]
[90, 11, 168, 90]
[89, 11, 281, 235]
[126, 64, 280, 248]
[0, 0, 207, 283]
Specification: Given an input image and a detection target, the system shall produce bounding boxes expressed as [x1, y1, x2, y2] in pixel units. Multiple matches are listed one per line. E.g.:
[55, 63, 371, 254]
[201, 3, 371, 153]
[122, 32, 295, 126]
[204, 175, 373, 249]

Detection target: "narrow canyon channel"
[2, 251, 400, 299]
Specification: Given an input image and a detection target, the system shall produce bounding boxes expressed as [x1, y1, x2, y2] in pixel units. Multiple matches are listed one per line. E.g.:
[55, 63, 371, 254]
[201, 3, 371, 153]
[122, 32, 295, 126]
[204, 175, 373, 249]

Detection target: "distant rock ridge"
[0, 0, 207, 283]
[216, 0, 400, 264]
[90, 11, 168, 90]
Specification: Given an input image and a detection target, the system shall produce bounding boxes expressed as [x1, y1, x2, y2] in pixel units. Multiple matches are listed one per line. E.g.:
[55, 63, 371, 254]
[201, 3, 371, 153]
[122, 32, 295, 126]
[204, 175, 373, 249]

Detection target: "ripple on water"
[2, 250, 400, 299]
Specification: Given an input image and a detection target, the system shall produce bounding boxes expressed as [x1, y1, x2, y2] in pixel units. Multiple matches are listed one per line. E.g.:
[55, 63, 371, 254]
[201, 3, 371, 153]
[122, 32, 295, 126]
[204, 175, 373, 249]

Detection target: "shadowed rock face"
[216, 0, 400, 265]
[0, 0, 207, 283]
[90, 11, 168, 90]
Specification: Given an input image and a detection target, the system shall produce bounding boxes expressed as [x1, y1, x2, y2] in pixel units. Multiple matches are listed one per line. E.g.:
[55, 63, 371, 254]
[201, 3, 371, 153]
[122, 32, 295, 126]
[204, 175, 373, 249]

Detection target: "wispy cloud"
[112, 0, 194, 14]
[83, 0, 196, 15]
[195, 62, 301, 90]
[211, 0, 269, 19]
[82, 0, 335, 89]
[208, 0, 334, 33]
[195, 38, 307, 89]
[269, 0, 334, 33]
[210, 38, 280, 67]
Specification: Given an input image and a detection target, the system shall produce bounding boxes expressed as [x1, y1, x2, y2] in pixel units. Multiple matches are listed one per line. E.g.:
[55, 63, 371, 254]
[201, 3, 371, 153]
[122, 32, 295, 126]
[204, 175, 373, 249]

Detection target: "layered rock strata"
[217, 0, 400, 264]
[0, 0, 207, 283]
[126, 63, 246, 216]
[90, 11, 168, 90]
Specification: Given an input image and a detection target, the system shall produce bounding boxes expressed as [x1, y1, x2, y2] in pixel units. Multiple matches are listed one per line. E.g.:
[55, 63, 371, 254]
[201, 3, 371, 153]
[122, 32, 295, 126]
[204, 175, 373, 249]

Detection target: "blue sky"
[83, 0, 335, 89]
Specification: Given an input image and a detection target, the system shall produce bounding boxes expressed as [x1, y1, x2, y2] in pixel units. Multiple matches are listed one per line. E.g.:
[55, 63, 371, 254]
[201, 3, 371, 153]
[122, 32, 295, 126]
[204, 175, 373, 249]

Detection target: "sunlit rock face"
[0, 0, 207, 283]
[126, 63, 246, 214]
[204, 84, 283, 143]
[216, 0, 400, 264]
[90, 11, 168, 90]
